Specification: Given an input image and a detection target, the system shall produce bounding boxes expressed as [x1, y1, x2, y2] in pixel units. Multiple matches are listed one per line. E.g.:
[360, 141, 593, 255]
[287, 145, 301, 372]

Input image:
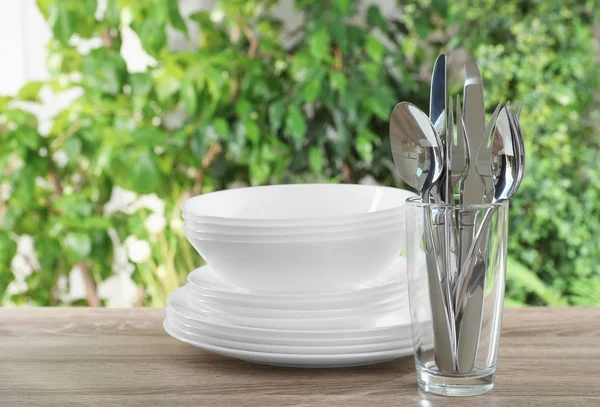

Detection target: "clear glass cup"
[405, 196, 509, 396]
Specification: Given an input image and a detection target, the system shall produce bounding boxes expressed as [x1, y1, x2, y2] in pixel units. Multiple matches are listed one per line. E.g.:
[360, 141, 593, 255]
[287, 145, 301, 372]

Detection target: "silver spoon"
[390, 102, 444, 202]
[507, 107, 525, 196]
[390, 102, 456, 373]
[454, 106, 524, 373]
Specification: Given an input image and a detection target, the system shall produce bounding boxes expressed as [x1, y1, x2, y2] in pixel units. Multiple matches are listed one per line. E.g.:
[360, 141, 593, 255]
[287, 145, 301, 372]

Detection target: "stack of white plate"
[165, 184, 422, 367]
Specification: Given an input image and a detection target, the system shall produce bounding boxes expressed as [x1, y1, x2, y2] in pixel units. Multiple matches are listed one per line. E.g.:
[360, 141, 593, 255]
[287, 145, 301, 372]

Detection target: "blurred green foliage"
[0, 0, 599, 306]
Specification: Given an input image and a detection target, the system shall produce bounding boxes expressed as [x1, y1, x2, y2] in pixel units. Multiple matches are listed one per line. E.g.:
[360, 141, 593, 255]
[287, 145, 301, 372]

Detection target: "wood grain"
[0, 307, 599, 406]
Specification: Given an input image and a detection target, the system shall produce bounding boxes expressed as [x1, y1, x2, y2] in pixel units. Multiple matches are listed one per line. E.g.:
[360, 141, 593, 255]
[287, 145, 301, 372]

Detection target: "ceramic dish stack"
[165, 184, 426, 367]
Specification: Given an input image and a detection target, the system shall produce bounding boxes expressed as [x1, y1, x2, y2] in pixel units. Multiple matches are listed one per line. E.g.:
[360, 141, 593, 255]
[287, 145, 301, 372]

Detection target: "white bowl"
[182, 212, 405, 236]
[184, 228, 405, 294]
[183, 221, 403, 243]
[182, 184, 415, 226]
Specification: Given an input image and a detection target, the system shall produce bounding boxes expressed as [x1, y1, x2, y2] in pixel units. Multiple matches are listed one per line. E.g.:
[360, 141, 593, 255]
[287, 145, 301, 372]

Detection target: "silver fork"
[475, 102, 503, 203]
[447, 96, 470, 290]
[451, 95, 469, 201]
[512, 101, 523, 119]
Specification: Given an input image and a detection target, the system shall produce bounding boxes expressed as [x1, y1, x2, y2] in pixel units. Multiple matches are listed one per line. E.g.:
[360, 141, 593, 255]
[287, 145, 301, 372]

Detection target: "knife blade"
[456, 61, 487, 367]
[430, 54, 447, 136]
[429, 54, 447, 203]
[461, 61, 486, 205]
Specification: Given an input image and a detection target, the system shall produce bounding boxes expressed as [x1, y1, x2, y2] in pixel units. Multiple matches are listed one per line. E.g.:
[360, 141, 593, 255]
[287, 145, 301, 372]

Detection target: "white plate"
[166, 308, 411, 346]
[186, 285, 405, 311]
[164, 320, 412, 368]
[166, 316, 413, 354]
[186, 259, 407, 303]
[188, 295, 406, 319]
[174, 285, 401, 330]
[168, 285, 412, 338]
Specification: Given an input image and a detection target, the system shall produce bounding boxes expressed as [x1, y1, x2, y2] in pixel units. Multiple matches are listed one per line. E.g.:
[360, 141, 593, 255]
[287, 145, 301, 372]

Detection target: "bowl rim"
[183, 223, 404, 244]
[181, 183, 415, 224]
[182, 216, 405, 238]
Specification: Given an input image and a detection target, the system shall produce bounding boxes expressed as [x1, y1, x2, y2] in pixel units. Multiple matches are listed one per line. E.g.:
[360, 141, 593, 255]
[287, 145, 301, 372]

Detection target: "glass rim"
[405, 196, 509, 209]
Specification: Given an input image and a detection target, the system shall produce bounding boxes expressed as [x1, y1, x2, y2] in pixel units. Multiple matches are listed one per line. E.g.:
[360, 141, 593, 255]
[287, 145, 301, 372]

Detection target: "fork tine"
[448, 95, 454, 145]
[456, 94, 468, 158]
[515, 102, 523, 119]
[482, 102, 503, 148]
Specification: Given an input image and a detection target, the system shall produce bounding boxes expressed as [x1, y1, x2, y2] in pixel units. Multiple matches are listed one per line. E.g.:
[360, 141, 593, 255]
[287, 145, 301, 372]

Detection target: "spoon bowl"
[389, 102, 444, 200]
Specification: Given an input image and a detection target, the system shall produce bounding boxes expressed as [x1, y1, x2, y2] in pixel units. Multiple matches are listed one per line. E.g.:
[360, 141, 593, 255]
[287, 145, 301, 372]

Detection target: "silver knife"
[427, 54, 457, 373]
[455, 61, 487, 372]
[461, 61, 486, 205]
[429, 54, 447, 203]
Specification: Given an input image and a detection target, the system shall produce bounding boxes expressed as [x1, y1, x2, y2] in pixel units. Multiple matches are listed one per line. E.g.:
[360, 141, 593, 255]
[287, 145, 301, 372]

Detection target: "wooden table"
[0, 308, 598, 406]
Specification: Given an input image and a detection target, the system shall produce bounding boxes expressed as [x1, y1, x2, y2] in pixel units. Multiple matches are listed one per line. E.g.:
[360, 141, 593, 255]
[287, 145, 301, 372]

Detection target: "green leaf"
[130, 73, 153, 96]
[168, 0, 188, 36]
[308, 146, 323, 173]
[81, 0, 97, 15]
[105, 0, 120, 25]
[360, 61, 380, 82]
[365, 35, 385, 61]
[189, 11, 212, 26]
[413, 14, 431, 38]
[131, 20, 167, 56]
[328, 20, 347, 53]
[54, 196, 93, 218]
[181, 77, 197, 115]
[507, 257, 568, 306]
[153, 63, 183, 102]
[309, 28, 330, 60]
[363, 97, 389, 120]
[131, 151, 161, 194]
[335, 0, 352, 14]
[18, 128, 41, 150]
[268, 101, 286, 134]
[329, 71, 347, 91]
[65, 232, 92, 260]
[82, 49, 127, 96]
[110, 150, 161, 194]
[570, 279, 600, 306]
[431, 0, 448, 18]
[303, 79, 321, 103]
[64, 137, 83, 160]
[235, 99, 253, 119]
[0, 231, 17, 265]
[366, 5, 387, 32]
[356, 131, 373, 164]
[249, 160, 271, 185]
[18, 81, 45, 102]
[190, 129, 207, 161]
[284, 106, 307, 144]
[245, 121, 261, 144]
[213, 118, 230, 139]
[132, 126, 167, 147]
[47, 4, 76, 44]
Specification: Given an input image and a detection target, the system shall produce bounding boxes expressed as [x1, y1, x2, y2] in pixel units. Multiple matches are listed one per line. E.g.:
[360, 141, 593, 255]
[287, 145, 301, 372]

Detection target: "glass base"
[417, 366, 495, 396]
